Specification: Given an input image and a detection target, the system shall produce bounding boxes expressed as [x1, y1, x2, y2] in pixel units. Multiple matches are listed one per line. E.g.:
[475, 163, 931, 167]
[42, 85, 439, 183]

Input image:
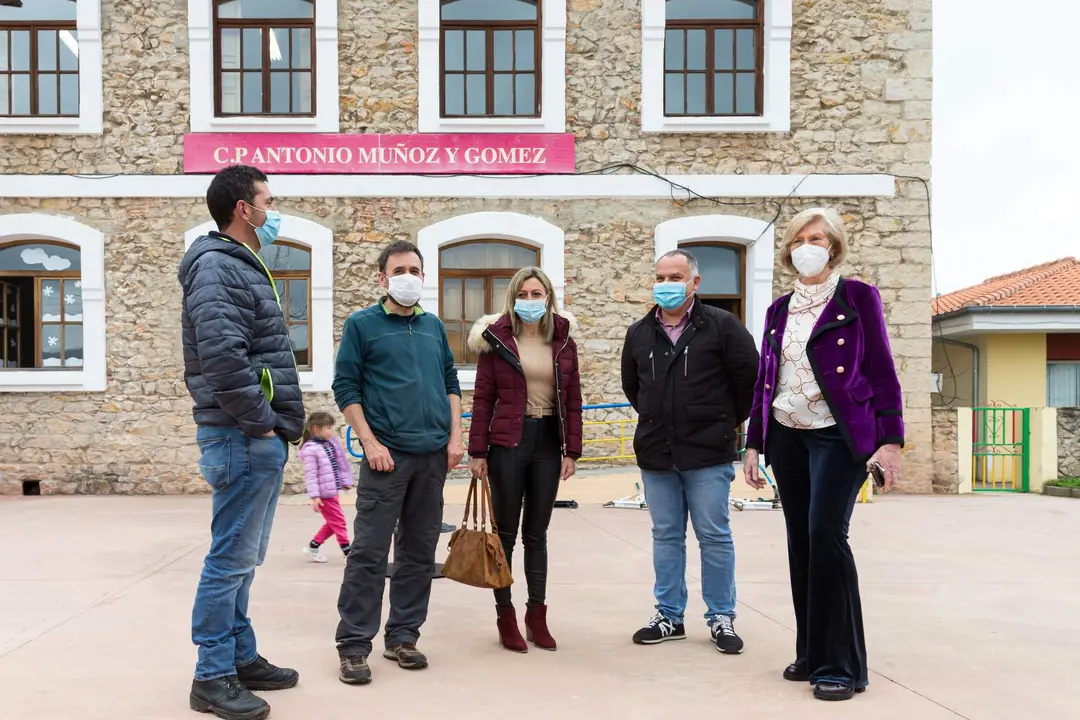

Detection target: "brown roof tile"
[932, 257, 1080, 316]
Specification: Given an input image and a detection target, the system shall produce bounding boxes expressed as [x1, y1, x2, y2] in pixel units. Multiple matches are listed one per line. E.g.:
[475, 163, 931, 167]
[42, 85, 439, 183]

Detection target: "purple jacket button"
[837, 366, 845, 374]
[837, 314, 846, 320]
[765, 383, 771, 390]
[837, 338, 845, 346]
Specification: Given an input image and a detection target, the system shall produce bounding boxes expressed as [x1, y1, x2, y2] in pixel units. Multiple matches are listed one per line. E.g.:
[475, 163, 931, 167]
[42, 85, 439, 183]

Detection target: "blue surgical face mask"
[245, 202, 281, 248]
[514, 299, 547, 324]
[653, 281, 688, 311]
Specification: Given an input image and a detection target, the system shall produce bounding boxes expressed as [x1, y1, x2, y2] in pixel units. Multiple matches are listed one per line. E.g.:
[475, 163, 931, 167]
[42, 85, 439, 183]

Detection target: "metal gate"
[971, 407, 1030, 492]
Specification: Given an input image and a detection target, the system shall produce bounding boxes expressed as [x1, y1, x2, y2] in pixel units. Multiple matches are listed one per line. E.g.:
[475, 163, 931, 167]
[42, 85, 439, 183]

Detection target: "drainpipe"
[933, 336, 979, 406]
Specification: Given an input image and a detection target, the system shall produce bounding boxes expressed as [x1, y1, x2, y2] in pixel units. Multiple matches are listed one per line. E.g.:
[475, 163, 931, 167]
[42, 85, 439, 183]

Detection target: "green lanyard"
[217, 238, 302, 444]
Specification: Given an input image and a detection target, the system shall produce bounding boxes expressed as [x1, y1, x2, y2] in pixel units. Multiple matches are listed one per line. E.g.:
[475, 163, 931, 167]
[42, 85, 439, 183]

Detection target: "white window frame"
[0, 0, 103, 135]
[184, 215, 334, 392]
[0, 214, 106, 391]
[417, 0, 566, 134]
[187, 0, 340, 133]
[1047, 361, 1080, 408]
[641, 0, 791, 133]
[654, 214, 775, 350]
[417, 211, 565, 390]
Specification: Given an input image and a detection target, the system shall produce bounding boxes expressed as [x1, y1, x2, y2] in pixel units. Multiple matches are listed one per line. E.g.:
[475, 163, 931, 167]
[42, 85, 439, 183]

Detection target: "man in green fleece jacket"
[332, 240, 464, 686]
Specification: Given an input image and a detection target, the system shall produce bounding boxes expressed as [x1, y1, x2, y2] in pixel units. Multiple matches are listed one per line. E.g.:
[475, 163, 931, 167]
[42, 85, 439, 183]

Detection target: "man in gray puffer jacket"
[179, 164, 305, 720]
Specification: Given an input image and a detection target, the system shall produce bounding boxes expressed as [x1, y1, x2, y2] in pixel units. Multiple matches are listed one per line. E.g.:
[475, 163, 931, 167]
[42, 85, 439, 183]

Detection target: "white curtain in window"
[1047, 362, 1080, 407]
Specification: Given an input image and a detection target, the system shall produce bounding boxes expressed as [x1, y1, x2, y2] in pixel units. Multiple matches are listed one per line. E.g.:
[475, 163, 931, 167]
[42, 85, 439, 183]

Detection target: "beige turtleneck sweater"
[517, 334, 555, 411]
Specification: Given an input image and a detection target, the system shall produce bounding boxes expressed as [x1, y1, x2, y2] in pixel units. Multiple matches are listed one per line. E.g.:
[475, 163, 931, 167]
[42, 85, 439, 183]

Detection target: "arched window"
[184, 215, 334, 391]
[259, 241, 311, 369]
[440, 0, 541, 117]
[664, 0, 762, 117]
[439, 240, 540, 364]
[681, 241, 745, 322]
[0, 239, 82, 368]
[654, 214, 774, 350]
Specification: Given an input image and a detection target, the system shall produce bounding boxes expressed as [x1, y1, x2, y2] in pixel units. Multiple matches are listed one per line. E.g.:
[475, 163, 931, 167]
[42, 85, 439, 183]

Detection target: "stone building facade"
[0, 0, 933, 494]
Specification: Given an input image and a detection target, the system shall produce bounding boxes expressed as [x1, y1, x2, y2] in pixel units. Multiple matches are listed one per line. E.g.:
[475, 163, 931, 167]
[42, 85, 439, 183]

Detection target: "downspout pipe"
[932, 335, 979, 406]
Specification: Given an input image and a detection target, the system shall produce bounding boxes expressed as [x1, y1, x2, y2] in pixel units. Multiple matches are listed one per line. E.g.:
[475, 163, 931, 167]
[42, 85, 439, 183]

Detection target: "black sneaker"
[339, 654, 372, 685]
[236, 655, 298, 691]
[632, 613, 686, 645]
[189, 676, 270, 720]
[383, 642, 428, 669]
[710, 614, 744, 654]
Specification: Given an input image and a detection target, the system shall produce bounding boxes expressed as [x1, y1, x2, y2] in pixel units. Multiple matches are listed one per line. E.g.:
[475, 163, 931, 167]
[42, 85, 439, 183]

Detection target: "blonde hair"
[779, 207, 848, 274]
[503, 266, 558, 342]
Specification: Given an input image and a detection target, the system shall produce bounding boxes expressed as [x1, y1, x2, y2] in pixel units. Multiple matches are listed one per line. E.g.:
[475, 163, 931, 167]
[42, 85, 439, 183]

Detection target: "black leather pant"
[487, 416, 562, 607]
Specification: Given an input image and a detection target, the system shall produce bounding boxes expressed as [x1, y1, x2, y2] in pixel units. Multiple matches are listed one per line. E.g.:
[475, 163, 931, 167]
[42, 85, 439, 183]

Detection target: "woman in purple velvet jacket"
[743, 207, 903, 702]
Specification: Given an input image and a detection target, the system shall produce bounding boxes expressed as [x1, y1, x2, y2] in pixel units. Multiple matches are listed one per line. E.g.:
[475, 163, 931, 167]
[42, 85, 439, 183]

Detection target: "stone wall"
[931, 407, 958, 493]
[1058, 408, 1080, 479]
[0, 194, 933, 495]
[1, 0, 931, 180]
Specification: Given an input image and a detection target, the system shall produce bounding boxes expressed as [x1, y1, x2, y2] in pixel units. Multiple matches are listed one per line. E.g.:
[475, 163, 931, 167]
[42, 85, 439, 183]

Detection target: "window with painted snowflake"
[0, 240, 82, 368]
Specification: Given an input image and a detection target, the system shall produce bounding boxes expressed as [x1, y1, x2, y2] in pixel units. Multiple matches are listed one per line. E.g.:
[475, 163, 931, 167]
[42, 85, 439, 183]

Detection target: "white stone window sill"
[298, 370, 333, 393]
[0, 116, 102, 135]
[0, 370, 105, 393]
[192, 116, 338, 134]
[457, 369, 477, 392]
[643, 115, 790, 134]
[420, 117, 563, 134]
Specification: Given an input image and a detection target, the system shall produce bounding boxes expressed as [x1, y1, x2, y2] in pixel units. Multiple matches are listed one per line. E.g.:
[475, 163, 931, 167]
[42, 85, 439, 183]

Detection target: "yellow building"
[931, 258, 1080, 491]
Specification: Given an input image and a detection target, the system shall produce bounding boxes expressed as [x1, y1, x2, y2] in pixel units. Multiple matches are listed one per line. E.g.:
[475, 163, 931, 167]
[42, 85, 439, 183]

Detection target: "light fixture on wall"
[931, 372, 943, 394]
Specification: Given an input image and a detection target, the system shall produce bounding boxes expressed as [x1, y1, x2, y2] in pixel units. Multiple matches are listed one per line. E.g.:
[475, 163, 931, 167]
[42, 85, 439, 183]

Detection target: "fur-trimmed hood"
[467, 310, 577, 354]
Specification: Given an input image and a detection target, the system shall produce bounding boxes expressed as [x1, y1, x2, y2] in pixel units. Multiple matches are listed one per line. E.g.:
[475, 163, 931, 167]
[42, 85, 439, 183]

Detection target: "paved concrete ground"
[2, 491, 1078, 720]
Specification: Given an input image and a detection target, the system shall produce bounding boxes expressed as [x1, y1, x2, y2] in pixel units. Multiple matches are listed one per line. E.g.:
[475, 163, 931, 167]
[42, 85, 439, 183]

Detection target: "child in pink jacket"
[299, 411, 354, 563]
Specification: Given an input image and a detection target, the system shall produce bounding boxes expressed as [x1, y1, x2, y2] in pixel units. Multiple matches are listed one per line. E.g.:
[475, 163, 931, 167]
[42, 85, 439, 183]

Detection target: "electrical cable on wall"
[67, 163, 949, 402]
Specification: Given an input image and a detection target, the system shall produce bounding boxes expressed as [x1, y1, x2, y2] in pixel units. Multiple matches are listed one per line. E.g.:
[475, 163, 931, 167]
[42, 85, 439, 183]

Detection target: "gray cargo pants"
[335, 447, 448, 657]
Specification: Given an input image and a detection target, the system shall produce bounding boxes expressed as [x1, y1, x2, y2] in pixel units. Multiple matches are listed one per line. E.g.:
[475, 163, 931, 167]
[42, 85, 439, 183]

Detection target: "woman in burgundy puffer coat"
[468, 266, 583, 654]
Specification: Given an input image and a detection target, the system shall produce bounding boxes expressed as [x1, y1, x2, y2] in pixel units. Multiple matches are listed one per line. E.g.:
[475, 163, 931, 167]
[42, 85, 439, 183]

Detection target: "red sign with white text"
[183, 133, 575, 175]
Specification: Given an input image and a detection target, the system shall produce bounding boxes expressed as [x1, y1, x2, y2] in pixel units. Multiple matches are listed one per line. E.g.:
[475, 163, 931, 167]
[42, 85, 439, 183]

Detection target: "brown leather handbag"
[442, 474, 513, 590]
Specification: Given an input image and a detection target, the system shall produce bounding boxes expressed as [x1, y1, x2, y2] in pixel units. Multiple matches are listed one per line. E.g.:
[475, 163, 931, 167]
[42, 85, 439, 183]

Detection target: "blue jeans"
[191, 426, 287, 681]
[641, 463, 736, 625]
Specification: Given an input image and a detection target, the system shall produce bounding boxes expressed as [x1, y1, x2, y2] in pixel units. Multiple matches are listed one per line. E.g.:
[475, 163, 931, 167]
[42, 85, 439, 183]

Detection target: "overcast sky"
[932, 1, 1079, 294]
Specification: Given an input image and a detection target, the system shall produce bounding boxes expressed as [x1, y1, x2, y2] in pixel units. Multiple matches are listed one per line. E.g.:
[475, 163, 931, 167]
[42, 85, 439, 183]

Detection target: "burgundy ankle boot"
[524, 603, 557, 651]
[496, 605, 528, 653]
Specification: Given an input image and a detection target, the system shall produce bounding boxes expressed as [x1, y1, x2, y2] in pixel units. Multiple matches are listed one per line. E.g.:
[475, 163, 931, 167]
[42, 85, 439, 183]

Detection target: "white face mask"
[387, 273, 423, 307]
[791, 244, 831, 277]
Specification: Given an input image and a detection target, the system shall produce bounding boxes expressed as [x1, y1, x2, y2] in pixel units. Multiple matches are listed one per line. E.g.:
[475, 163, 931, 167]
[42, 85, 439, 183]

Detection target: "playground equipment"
[730, 463, 782, 511]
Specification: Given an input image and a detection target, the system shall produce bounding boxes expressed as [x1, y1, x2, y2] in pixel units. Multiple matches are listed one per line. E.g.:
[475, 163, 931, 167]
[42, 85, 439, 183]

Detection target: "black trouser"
[335, 447, 447, 657]
[767, 418, 869, 689]
[487, 416, 562, 607]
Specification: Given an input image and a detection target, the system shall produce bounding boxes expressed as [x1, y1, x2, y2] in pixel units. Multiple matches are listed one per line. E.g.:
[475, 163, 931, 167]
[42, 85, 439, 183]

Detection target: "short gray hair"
[657, 249, 700, 278]
[780, 207, 848, 274]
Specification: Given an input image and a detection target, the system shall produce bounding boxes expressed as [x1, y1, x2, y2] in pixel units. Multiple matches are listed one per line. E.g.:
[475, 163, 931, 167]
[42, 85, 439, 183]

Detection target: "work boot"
[189, 676, 270, 720]
[235, 656, 298, 691]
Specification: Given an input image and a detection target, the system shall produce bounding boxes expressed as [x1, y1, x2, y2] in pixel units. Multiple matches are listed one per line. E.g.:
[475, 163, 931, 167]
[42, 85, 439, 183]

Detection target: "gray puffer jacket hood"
[179, 232, 305, 442]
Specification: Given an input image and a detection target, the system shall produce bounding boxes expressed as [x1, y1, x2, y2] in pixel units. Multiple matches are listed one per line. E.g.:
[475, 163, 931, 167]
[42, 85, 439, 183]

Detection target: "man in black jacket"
[179, 165, 306, 720]
[621, 248, 759, 655]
